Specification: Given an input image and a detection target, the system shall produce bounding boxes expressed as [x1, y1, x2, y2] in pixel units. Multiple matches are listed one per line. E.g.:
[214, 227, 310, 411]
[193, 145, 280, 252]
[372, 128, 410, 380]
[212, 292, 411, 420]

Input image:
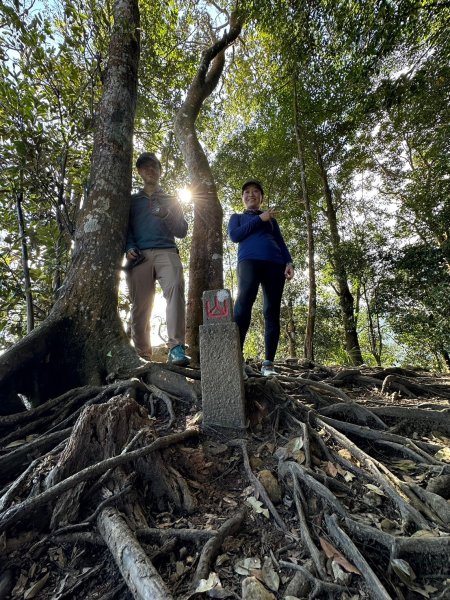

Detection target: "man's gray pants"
[126, 248, 186, 357]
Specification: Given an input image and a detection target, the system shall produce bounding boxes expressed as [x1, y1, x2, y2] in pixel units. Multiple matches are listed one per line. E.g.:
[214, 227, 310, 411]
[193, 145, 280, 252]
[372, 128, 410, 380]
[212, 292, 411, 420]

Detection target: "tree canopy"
[1, 0, 449, 368]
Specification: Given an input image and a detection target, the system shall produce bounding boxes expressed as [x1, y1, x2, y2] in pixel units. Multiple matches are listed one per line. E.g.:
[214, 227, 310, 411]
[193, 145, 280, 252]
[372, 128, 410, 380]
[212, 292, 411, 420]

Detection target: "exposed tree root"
[230, 438, 289, 533]
[381, 374, 450, 399]
[318, 402, 389, 429]
[0, 428, 71, 485]
[317, 413, 442, 456]
[136, 527, 215, 546]
[325, 513, 392, 600]
[193, 508, 247, 585]
[290, 472, 326, 578]
[1, 363, 449, 598]
[97, 506, 173, 600]
[279, 560, 357, 597]
[369, 405, 450, 435]
[317, 418, 438, 529]
[341, 515, 450, 573]
[0, 422, 197, 533]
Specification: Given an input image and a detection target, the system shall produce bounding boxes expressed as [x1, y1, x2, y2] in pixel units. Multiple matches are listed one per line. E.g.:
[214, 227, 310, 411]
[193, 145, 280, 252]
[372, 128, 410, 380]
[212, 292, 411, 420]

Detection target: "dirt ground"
[1, 361, 449, 599]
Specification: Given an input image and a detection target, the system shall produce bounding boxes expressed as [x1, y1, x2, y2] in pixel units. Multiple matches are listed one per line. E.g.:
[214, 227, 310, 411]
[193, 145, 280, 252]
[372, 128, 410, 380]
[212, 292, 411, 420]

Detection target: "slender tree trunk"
[16, 191, 34, 333]
[53, 148, 70, 300]
[315, 147, 363, 366]
[0, 0, 140, 412]
[174, 15, 242, 364]
[53, 213, 65, 300]
[363, 285, 382, 366]
[286, 298, 297, 358]
[434, 234, 450, 273]
[293, 82, 316, 361]
[354, 279, 360, 329]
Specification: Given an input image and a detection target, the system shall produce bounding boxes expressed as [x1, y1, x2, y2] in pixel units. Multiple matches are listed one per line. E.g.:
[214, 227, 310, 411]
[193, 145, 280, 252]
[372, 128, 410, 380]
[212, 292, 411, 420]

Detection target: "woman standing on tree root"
[228, 179, 295, 377]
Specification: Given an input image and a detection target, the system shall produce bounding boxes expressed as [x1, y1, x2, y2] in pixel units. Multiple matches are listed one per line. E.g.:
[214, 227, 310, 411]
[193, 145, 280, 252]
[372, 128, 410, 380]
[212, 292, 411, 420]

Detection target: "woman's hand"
[259, 207, 277, 222]
[285, 263, 295, 280]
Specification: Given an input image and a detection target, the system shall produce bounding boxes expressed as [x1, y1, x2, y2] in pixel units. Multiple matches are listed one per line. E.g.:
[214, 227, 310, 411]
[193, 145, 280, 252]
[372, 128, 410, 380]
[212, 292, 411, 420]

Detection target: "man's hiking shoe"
[139, 352, 152, 362]
[261, 360, 277, 377]
[168, 344, 190, 367]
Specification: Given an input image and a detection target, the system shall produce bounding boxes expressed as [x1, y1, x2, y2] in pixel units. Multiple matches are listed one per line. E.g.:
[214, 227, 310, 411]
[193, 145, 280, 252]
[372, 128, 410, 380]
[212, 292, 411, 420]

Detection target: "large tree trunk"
[174, 15, 242, 364]
[316, 147, 364, 366]
[0, 0, 141, 413]
[293, 82, 316, 362]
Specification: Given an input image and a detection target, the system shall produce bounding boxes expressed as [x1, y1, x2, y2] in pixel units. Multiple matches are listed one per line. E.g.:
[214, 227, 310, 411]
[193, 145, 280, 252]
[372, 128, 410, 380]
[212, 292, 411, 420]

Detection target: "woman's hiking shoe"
[261, 360, 277, 377]
[168, 344, 190, 367]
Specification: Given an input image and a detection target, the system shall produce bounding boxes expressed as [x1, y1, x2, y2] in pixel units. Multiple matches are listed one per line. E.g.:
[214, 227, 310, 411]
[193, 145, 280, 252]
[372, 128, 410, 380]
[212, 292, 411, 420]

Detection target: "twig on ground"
[53, 563, 104, 600]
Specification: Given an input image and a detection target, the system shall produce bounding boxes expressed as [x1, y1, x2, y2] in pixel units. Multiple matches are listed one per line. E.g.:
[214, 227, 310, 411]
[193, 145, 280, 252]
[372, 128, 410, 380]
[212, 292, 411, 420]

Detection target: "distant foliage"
[0, 0, 448, 368]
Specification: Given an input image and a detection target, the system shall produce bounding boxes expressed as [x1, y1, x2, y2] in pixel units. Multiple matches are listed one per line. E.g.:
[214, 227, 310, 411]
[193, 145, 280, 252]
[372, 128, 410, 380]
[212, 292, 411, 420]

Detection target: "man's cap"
[136, 152, 161, 169]
[242, 179, 264, 195]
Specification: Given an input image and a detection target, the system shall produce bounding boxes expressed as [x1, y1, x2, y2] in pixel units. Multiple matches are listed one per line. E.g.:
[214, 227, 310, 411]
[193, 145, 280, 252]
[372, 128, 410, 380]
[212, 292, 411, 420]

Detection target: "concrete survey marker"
[202, 289, 233, 324]
[200, 289, 247, 429]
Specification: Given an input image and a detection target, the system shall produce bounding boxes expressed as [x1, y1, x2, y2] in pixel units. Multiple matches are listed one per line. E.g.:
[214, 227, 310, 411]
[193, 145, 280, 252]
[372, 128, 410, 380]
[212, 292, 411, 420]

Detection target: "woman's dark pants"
[234, 260, 286, 362]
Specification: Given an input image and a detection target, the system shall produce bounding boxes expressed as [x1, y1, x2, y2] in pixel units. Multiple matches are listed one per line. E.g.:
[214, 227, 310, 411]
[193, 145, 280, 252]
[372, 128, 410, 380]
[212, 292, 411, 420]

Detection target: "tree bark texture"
[56, 0, 140, 337]
[293, 83, 316, 361]
[316, 147, 364, 366]
[0, 0, 141, 412]
[97, 507, 173, 600]
[174, 15, 243, 363]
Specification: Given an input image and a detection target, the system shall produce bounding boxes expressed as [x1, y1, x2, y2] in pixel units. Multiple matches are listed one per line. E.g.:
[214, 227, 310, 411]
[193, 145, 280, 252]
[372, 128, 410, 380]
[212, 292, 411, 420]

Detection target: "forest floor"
[0, 360, 449, 600]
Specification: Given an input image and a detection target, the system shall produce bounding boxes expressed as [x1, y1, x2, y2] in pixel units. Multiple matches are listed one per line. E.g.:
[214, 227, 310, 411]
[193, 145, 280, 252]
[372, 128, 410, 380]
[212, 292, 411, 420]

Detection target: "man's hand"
[126, 248, 140, 260]
[151, 201, 169, 219]
[285, 263, 295, 280]
[123, 248, 146, 271]
[259, 207, 277, 222]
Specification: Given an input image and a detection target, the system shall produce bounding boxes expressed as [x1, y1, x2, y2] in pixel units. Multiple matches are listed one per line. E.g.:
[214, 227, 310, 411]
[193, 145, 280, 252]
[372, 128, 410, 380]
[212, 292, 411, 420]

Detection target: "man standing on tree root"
[125, 152, 190, 366]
